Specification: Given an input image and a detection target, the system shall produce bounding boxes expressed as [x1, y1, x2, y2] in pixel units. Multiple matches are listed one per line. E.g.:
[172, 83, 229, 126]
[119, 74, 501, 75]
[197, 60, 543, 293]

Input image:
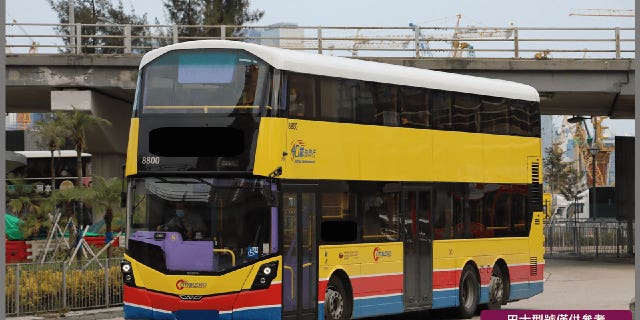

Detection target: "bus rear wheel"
[487, 265, 507, 309]
[457, 265, 479, 319]
[325, 277, 352, 320]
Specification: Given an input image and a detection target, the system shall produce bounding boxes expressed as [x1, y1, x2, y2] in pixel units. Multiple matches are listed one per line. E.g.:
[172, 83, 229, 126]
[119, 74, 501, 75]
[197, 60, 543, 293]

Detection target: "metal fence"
[6, 23, 636, 59]
[5, 258, 122, 317]
[544, 221, 634, 258]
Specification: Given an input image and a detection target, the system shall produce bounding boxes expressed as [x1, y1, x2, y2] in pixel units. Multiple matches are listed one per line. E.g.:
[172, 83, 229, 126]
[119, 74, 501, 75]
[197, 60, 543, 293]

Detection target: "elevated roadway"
[8, 54, 634, 118]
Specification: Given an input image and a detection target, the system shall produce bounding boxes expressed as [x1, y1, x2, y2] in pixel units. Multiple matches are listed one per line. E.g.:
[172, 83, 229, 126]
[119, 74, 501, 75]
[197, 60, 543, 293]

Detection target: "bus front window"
[139, 50, 270, 115]
[128, 177, 278, 273]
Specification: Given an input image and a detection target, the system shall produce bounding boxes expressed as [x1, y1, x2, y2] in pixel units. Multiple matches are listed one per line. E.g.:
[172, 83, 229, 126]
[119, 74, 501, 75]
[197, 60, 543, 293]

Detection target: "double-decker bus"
[12, 150, 92, 190]
[121, 40, 544, 320]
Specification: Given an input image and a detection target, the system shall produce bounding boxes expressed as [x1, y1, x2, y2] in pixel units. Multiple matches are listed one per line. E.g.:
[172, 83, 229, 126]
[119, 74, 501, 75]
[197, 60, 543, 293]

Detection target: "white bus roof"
[15, 150, 91, 158]
[141, 40, 539, 102]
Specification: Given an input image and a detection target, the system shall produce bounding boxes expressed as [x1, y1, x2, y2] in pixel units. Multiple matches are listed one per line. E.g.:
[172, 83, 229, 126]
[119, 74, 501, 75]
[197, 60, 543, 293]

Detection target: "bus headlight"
[121, 260, 135, 285]
[251, 261, 278, 290]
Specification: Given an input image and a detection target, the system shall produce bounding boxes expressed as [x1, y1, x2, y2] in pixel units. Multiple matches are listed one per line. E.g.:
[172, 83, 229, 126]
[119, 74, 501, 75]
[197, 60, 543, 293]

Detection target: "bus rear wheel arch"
[457, 263, 480, 319]
[325, 273, 353, 320]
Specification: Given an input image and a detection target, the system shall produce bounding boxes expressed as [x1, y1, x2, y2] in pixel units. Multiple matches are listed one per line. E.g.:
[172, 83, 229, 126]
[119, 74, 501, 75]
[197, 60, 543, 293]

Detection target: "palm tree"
[84, 176, 122, 257]
[58, 108, 111, 187]
[30, 112, 70, 190]
[6, 176, 52, 239]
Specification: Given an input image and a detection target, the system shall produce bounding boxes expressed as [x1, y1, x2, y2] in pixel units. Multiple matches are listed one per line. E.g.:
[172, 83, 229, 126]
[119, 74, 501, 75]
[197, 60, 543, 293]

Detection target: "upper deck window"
[138, 50, 270, 115]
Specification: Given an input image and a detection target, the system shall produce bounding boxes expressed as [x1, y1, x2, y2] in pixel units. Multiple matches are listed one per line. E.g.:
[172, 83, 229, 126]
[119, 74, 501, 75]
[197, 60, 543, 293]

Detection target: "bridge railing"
[6, 23, 635, 59]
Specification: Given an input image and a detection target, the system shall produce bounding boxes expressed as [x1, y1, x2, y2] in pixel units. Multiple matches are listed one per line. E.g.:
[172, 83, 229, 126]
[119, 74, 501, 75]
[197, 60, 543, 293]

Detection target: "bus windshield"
[128, 177, 278, 273]
[138, 50, 270, 116]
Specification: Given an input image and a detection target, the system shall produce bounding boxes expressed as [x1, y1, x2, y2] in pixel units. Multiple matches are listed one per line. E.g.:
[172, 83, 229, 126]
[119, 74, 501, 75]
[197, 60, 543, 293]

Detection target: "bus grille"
[530, 161, 542, 212]
[530, 257, 538, 276]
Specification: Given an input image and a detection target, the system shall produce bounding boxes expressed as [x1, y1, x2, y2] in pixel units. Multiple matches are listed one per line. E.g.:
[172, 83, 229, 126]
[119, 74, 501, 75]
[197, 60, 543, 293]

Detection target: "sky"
[6, 0, 635, 28]
[5, 0, 636, 136]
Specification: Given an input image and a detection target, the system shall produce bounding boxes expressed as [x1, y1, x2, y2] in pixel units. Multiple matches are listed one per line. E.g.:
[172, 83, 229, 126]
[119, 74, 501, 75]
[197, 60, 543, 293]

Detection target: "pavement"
[6, 307, 123, 320]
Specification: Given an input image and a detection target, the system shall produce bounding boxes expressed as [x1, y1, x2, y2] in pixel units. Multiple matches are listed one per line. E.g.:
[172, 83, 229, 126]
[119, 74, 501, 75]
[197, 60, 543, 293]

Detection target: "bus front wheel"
[325, 277, 352, 320]
[457, 265, 479, 319]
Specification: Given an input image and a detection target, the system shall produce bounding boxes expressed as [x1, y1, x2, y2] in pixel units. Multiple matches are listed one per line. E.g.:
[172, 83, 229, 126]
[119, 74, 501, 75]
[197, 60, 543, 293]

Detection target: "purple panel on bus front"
[130, 231, 214, 272]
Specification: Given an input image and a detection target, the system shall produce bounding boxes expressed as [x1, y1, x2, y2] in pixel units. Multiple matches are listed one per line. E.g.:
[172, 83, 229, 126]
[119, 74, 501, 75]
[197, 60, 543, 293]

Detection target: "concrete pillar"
[51, 89, 131, 179]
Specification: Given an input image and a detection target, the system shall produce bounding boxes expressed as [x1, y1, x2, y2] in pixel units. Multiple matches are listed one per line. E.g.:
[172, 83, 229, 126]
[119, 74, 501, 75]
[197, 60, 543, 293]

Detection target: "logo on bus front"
[290, 140, 317, 164]
[176, 279, 207, 290]
[373, 247, 392, 261]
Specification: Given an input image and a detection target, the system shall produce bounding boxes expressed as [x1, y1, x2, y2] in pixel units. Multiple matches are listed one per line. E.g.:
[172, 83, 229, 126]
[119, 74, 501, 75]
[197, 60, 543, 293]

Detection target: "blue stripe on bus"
[509, 281, 543, 300]
[353, 294, 403, 318]
[318, 294, 403, 320]
[124, 304, 154, 319]
[432, 281, 543, 310]
[123, 304, 175, 320]
[125, 303, 282, 320]
[432, 289, 459, 309]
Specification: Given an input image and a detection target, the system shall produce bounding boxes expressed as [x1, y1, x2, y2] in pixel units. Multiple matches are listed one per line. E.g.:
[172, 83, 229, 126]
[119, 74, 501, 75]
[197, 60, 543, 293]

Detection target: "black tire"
[457, 265, 479, 319]
[325, 277, 352, 320]
[487, 265, 507, 309]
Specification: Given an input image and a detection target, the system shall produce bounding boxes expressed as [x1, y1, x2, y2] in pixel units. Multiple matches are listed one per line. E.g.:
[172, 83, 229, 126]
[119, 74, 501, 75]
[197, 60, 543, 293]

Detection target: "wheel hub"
[326, 288, 344, 319]
[489, 274, 504, 304]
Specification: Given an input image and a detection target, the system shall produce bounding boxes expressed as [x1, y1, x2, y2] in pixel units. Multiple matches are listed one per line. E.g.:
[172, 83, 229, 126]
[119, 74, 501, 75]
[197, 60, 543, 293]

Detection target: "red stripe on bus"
[316, 274, 403, 302]
[433, 263, 545, 290]
[124, 284, 282, 312]
[351, 274, 403, 296]
[233, 284, 282, 309]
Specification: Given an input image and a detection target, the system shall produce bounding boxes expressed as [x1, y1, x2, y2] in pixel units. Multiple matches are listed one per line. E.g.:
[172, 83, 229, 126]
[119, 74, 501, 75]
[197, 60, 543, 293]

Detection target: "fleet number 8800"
[140, 156, 160, 165]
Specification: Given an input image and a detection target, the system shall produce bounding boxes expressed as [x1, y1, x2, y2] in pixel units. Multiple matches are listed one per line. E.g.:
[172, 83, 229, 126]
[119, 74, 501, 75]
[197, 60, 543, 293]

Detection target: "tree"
[57, 108, 111, 187]
[83, 176, 122, 257]
[6, 176, 53, 239]
[559, 166, 587, 219]
[543, 140, 570, 194]
[47, 0, 150, 53]
[30, 112, 70, 190]
[163, 0, 264, 38]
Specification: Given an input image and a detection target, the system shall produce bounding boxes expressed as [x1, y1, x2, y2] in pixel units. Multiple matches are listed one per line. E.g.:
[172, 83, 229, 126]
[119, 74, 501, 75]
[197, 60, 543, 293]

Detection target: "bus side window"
[399, 86, 429, 128]
[480, 97, 508, 135]
[373, 84, 398, 126]
[320, 192, 357, 243]
[430, 91, 451, 130]
[319, 77, 355, 123]
[452, 93, 481, 133]
[362, 193, 387, 240]
[287, 73, 316, 119]
[355, 81, 375, 125]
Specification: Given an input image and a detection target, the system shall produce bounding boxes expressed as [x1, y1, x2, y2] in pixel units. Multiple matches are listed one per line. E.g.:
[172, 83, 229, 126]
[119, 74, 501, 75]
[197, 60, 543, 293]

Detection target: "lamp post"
[574, 196, 578, 253]
[588, 147, 600, 220]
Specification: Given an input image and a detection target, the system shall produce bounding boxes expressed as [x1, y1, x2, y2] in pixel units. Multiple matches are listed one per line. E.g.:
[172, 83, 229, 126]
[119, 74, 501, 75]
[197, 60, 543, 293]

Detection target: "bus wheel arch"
[325, 270, 353, 320]
[457, 262, 480, 319]
[487, 259, 510, 309]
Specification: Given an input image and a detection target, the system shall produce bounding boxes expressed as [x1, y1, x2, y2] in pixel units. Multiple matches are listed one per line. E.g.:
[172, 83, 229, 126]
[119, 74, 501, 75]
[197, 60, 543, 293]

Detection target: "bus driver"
[158, 202, 206, 240]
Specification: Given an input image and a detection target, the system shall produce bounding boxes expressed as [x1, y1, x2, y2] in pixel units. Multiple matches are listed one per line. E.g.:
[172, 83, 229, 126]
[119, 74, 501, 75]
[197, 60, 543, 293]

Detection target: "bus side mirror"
[269, 191, 280, 207]
[120, 192, 126, 208]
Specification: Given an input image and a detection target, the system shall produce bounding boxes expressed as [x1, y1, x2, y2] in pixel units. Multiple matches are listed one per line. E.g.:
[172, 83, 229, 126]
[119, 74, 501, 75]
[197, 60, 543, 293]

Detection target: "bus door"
[281, 186, 318, 319]
[402, 188, 433, 310]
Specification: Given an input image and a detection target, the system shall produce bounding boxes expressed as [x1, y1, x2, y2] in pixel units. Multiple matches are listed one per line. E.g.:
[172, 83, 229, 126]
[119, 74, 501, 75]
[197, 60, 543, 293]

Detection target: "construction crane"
[348, 29, 413, 57]
[569, 9, 634, 17]
[569, 116, 614, 187]
[451, 14, 514, 58]
[9, 16, 39, 54]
